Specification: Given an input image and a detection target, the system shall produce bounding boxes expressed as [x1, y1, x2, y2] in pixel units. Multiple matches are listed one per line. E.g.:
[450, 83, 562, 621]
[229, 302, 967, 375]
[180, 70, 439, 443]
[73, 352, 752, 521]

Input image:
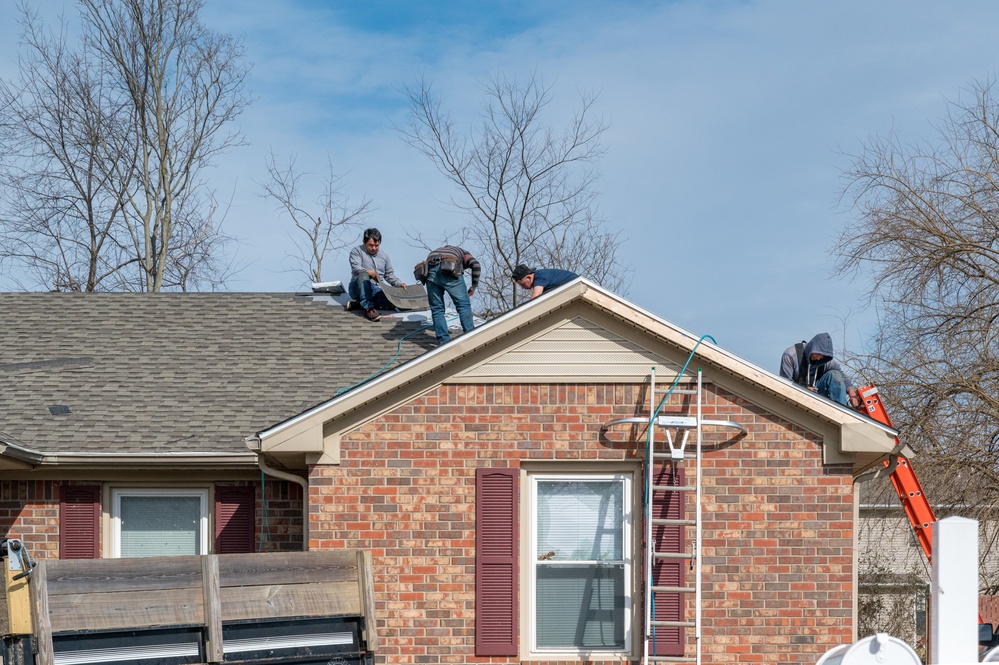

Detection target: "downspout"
[256, 456, 309, 551]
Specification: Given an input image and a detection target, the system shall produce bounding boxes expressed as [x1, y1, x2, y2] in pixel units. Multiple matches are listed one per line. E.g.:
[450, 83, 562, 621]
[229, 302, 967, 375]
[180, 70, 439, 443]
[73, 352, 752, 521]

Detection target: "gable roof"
[251, 278, 900, 470]
[0, 292, 435, 469]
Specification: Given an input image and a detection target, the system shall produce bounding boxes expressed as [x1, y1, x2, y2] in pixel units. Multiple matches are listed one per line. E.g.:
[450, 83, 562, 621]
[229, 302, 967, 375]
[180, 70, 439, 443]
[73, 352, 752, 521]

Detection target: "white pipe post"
[930, 516, 979, 664]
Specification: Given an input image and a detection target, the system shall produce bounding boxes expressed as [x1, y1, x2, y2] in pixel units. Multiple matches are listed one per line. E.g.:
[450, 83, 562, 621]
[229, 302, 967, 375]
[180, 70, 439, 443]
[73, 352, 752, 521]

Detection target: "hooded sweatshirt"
[795, 332, 855, 390]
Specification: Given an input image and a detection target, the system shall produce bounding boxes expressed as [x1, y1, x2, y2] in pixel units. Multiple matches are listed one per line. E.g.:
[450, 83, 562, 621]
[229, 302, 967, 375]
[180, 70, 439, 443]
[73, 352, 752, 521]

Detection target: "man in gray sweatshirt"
[792, 332, 861, 409]
[347, 228, 405, 321]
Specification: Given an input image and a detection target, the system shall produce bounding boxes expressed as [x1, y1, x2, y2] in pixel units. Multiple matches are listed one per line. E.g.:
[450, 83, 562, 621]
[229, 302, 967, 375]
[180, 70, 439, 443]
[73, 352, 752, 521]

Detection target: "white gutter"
[0, 441, 258, 468]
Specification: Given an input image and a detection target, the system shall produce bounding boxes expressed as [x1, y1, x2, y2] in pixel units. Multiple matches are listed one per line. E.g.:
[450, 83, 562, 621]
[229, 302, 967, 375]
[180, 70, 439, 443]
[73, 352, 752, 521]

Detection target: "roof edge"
[253, 278, 899, 452]
[0, 440, 258, 468]
[254, 279, 593, 442]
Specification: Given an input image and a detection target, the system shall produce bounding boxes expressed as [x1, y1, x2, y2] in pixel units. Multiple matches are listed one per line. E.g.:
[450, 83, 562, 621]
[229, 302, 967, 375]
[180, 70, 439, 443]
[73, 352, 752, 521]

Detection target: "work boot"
[365, 308, 381, 321]
[344, 299, 360, 311]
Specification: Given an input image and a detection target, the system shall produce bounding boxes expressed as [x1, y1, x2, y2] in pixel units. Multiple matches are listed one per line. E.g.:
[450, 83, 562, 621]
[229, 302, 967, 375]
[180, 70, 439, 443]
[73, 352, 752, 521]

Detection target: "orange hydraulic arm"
[857, 384, 937, 563]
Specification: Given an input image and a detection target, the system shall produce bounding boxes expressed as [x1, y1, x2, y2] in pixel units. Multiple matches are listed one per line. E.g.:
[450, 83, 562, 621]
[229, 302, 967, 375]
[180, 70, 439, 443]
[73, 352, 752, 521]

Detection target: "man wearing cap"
[511, 264, 579, 299]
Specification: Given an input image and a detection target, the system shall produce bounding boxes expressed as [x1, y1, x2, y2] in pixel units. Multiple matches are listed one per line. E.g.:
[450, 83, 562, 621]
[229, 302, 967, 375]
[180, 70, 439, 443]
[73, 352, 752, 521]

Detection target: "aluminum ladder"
[607, 367, 746, 664]
[646, 367, 703, 664]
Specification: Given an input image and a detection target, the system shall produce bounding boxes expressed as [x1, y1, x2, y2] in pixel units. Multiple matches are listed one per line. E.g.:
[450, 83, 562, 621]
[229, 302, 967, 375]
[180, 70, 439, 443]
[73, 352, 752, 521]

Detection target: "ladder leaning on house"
[607, 367, 746, 665]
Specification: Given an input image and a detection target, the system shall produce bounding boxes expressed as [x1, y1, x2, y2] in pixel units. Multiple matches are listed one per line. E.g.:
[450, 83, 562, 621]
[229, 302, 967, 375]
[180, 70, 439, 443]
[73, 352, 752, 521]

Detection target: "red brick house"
[0, 283, 899, 664]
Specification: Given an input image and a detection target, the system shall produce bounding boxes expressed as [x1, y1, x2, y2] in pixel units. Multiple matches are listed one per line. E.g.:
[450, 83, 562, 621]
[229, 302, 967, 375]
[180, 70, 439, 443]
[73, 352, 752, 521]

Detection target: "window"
[111, 488, 209, 557]
[529, 473, 632, 653]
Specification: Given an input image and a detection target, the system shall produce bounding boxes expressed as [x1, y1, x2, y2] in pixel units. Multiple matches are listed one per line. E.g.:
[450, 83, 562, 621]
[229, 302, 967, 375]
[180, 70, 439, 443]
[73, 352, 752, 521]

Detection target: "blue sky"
[2, 1, 998, 372]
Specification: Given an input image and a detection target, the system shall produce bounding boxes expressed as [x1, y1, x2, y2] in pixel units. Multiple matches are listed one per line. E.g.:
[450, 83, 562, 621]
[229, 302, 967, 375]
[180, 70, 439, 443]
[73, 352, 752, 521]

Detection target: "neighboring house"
[856, 476, 930, 649]
[857, 463, 999, 649]
[0, 282, 901, 664]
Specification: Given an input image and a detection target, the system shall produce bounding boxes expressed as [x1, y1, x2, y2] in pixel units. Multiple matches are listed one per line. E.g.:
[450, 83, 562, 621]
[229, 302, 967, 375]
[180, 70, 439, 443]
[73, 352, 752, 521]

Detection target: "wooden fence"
[3, 549, 376, 665]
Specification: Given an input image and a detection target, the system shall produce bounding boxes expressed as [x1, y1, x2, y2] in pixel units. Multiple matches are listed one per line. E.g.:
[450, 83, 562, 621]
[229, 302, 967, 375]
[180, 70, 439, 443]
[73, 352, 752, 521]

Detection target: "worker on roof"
[779, 340, 807, 381]
[510, 264, 578, 299]
[421, 245, 481, 346]
[793, 332, 861, 409]
[346, 228, 406, 322]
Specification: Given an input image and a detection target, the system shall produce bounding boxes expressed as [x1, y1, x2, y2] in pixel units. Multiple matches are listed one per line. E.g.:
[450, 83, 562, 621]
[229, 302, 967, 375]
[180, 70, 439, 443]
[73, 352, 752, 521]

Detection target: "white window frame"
[528, 472, 633, 656]
[110, 487, 210, 558]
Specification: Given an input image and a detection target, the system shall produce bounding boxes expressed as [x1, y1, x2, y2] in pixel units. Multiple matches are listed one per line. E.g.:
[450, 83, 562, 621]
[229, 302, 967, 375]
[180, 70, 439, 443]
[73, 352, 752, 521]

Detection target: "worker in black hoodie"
[795, 332, 861, 409]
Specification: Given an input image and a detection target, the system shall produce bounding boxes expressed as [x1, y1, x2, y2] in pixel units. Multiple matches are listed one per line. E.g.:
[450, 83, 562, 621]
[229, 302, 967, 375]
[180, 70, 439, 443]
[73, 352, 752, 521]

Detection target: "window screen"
[113, 490, 208, 557]
[533, 477, 629, 651]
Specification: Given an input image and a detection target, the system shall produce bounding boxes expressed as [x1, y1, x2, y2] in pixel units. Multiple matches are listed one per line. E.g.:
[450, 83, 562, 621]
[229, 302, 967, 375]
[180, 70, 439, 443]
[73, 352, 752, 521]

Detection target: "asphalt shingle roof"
[0, 293, 435, 456]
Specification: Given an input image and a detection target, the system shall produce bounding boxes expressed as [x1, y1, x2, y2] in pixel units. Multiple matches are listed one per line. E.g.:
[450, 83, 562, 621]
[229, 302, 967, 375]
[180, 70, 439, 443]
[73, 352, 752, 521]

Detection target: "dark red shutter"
[475, 468, 519, 656]
[60, 485, 100, 559]
[215, 485, 255, 554]
[650, 464, 685, 656]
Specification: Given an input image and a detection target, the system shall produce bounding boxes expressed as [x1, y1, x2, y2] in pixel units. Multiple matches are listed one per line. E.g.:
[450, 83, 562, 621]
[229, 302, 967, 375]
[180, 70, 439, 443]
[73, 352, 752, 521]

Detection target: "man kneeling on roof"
[786, 332, 861, 409]
[346, 227, 406, 322]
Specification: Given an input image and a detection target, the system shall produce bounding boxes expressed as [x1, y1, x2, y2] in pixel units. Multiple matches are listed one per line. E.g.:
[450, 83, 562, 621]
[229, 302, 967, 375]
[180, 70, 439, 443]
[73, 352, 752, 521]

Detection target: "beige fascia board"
[0, 467, 262, 481]
[0, 457, 33, 471]
[254, 423, 324, 455]
[0, 440, 44, 465]
[3, 435, 259, 469]
[0, 441, 35, 469]
[0, 446, 259, 470]
[841, 421, 898, 455]
[46, 453, 260, 468]
[446, 374, 658, 384]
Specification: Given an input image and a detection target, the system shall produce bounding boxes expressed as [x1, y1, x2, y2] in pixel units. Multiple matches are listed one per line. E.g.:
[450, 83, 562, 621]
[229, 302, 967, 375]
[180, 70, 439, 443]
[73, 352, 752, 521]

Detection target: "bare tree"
[0, 0, 246, 292]
[0, 6, 135, 291]
[259, 152, 371, 285]
[401, 73, 627, 315]
[837, 77, 999, 596]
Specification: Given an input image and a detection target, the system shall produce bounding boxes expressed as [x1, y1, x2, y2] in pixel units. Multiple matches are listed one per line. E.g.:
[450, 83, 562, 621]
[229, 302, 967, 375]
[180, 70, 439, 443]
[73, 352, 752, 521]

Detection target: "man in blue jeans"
[346, 228, 405, 321]
[423, 245, 480, 345]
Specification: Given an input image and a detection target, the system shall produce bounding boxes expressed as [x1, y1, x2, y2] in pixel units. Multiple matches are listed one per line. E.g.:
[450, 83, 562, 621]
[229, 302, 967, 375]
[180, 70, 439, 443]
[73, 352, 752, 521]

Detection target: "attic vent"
[48, 405, 71, 415]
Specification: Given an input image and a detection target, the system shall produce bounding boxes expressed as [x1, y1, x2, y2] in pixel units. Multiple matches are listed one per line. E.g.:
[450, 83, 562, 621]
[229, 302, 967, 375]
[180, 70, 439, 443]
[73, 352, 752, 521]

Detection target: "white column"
[930, 516, 979, 664]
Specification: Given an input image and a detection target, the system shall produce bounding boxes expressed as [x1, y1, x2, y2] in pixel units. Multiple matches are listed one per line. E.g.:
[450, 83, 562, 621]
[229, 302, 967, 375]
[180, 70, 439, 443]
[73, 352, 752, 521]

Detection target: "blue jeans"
[815, 370, 848, 406]
[426, 265, 474, 343]
[348, 273, 390, 310]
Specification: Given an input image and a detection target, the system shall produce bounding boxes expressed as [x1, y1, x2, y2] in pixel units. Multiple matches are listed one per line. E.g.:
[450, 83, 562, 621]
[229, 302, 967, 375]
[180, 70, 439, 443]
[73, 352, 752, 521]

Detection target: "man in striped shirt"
[423, 245, 480, 345]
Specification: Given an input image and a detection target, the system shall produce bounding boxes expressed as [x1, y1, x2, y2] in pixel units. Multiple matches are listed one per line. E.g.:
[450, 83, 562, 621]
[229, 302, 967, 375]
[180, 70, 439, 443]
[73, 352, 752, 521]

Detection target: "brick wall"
[309, 382, 856, 665]
[0, 481, 59, 558]
[257, 478, 305, 552]
[0, 479, 302, 557]
[699, 393, 855, 663]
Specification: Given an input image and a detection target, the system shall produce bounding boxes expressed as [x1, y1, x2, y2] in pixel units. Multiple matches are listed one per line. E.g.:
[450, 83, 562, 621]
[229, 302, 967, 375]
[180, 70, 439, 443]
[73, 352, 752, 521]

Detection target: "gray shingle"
[0, 293, 436, 456]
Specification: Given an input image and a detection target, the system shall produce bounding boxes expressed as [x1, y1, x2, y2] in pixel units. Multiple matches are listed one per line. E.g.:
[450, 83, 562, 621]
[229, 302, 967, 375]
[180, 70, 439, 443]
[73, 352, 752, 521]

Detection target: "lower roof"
[0, 292, 435, 467]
